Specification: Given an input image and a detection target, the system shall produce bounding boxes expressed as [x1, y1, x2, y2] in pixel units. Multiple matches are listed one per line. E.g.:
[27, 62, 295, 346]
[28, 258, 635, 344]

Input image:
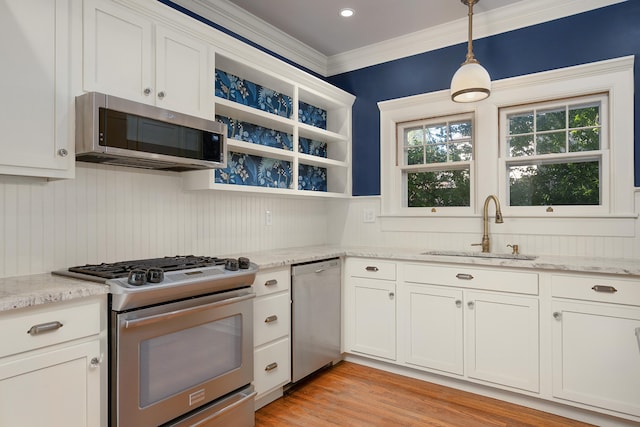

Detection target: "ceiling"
[221, 0, 519, 56]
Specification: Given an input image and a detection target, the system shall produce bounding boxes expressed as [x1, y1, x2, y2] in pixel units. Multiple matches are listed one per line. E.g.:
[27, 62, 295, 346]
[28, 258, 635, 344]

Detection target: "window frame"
[397, 113, 475, 210]
[498, 93, 610, 216]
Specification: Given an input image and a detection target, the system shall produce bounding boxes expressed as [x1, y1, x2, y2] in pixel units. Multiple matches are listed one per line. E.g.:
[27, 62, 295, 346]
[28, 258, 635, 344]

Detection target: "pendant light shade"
[450, 0, 491, 103]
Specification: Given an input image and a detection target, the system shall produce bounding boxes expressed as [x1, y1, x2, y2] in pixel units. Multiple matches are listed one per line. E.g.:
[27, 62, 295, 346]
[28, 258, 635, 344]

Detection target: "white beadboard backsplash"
[0, 164, 330, 279]
[331, 195, 640, 259]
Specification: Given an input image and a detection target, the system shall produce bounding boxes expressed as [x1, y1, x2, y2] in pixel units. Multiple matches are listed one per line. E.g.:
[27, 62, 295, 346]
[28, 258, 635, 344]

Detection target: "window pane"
[450, 121, 472, 139]
[406, 147, 423, 165]
[425, 144, 448, 164]
[536, 132, 566, 154]
[450, 142, 472, 162]
[508, 135, 534, 157]
[509, 161, 600, 206]
[407, 169, 470, 207]
[569, 104, 600, 128]
[405, 127, 424, 146]
[536, 108, 566, 131]
[569, 128, 600, 152]
[425, 124, 447, 144]
[508, 112, 533, 135]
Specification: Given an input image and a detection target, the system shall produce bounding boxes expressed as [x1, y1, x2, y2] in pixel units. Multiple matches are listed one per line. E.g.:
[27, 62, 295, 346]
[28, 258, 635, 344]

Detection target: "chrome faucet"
[472, 195, 504, 253]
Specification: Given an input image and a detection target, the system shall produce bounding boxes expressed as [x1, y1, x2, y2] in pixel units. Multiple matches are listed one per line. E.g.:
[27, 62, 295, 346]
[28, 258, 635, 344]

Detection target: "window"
[397, 114, 473, 208]
[500, 94, 607, 208]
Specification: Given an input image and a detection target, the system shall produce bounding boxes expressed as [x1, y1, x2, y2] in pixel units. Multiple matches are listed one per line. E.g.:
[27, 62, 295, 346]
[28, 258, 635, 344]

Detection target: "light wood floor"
[255, 362, 594, 427]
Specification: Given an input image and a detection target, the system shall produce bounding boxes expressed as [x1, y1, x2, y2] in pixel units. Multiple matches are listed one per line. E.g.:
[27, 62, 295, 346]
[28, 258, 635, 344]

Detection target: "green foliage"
[408, 169, 470, 207]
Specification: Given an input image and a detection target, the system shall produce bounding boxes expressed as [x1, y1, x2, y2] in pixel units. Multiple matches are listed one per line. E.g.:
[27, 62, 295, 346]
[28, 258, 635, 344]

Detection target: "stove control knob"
[225, 258, 239, 271]
[146, 268, 164, 283]
[128, 269, 147, 286]
[238, 257, 250, 269]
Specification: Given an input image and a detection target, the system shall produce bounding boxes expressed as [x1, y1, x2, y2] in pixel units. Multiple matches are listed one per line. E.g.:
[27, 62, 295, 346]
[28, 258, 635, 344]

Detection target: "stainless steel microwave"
[75, 92, 226, 171]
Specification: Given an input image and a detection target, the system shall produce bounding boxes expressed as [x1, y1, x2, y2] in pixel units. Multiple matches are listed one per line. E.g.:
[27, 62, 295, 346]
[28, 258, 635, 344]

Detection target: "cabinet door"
[552, 300, 640, 417]
[348, 277, 396, 360]
[0, 0, 72, 177]
[83, 0, 153, 103]
[0, 340, 101, 427]
[465, 291, 539, 392]
[155, 26, 213, 118]
[401, 284, 463, 375]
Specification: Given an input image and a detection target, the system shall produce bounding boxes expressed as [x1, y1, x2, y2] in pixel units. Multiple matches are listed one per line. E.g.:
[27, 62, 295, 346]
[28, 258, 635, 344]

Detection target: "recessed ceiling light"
[340, 8, 354, 18]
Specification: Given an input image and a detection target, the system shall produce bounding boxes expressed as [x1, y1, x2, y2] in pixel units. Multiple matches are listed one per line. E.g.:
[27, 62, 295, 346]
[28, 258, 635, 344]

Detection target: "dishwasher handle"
[291, 258, 340, 276]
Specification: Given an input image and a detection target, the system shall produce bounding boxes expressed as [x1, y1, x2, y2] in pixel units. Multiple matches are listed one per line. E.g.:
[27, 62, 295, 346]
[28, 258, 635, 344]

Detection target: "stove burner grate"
[68, 255, 227, 279]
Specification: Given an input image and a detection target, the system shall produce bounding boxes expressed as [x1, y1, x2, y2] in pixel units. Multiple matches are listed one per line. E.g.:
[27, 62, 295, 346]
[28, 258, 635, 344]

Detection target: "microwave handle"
[124, 293, 254, 329]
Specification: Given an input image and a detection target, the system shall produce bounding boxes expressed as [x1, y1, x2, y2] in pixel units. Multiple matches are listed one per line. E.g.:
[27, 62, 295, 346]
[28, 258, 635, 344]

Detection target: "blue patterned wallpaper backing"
[215, 152, 292, 189]
[298, 164, 327, 192]
[298, 137, 327, 158]
[217, 115, 293, 151]
[215, 69, 292, 118]
[298, 101, 327, 129]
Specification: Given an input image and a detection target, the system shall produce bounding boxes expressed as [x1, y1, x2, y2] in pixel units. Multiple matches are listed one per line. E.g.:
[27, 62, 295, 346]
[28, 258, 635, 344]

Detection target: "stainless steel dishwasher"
[291, 258, 341, 383]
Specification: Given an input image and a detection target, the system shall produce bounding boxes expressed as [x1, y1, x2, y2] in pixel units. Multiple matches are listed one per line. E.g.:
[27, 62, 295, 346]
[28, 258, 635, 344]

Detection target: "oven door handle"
[124, 293, 255, 329]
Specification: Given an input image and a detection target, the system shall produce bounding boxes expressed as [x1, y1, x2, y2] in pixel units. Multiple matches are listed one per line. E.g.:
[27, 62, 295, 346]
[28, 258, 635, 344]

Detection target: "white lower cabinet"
[0, 296, 106, 427]
[398, 268, 539, 392]
[551, 274, 640, 418]
[465, 291, 539, 392]
[401, 284, 463, 375]
[252, 267, 291, 409]
[345, 258, 397, 361]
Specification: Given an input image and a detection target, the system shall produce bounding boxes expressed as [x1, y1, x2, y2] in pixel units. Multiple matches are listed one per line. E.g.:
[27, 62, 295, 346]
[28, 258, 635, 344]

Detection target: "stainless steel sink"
[421, 250, 537, 260]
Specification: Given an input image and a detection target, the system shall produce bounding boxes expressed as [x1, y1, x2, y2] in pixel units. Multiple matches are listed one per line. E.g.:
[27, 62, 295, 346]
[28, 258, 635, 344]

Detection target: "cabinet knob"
[143, 87, 152, 96]
[455, 300, 462, 308]
[57, 148, 68, 157]
[89, 356, 102, 369]
[157, 91, 166, 99]
[553, 312, 562, 320]
[388, 292, 395, 298]
[467, 301, 475, 309]
[265, 362, 278, 372]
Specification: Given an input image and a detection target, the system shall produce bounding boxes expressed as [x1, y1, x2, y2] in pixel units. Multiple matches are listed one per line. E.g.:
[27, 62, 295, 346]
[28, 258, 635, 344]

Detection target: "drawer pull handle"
[264, 279, 278, 286]
[592, 285, 618, 293]
[456, 273, 474, 280]
[264, 315, 278, 323]
[27, 321, 63, 336]
[366, 266, 379, 272]
[265, 362, 278, 372]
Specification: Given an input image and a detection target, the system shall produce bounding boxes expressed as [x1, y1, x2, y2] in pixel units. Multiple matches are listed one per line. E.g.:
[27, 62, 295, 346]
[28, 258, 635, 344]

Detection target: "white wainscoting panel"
[0, 164, 330, 279]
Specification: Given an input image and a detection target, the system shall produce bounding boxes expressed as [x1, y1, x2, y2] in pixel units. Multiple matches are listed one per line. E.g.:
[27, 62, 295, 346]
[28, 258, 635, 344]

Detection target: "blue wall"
[328, 2, 640, 196]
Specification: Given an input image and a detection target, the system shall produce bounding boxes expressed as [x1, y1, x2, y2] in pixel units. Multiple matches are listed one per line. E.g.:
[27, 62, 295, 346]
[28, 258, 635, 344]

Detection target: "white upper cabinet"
[83, 0, 213, 118]
[0, 0, 75, 178]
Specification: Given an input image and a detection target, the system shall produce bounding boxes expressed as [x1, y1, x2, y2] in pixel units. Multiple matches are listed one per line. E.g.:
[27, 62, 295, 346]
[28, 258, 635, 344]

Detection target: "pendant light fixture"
[450, 0, 491, 103]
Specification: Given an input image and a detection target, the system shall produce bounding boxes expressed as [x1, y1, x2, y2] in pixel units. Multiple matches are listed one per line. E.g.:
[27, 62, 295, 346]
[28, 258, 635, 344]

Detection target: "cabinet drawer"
[0, 299, 101, 359]
[551, 274, 640, 306]
[404, 264, 538, 295]
[253, 267, 290, 297]
[348, 258, 396, 281]
[254, 338, 290, 395]
[254, 293, 290, 347]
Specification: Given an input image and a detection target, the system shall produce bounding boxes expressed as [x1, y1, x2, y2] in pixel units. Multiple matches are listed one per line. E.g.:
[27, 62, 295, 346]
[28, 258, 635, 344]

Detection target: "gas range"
[54, 255, 258, 311]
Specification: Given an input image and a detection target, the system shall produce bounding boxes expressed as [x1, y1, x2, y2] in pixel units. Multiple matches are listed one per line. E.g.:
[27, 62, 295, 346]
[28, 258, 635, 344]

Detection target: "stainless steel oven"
[113, 288, 254, 427]
[54, 255, 257, 427]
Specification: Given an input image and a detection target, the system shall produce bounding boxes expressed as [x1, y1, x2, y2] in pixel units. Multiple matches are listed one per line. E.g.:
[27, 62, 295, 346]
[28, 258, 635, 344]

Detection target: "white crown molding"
[170, 0, 626, 77]
[169, 0, 329, 75]
[327, 0, 627, 76]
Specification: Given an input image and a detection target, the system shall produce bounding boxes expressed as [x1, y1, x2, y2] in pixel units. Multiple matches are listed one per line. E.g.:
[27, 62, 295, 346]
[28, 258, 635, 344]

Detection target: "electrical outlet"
[265, 210, 272, 226]
[363, 208, 375, 223]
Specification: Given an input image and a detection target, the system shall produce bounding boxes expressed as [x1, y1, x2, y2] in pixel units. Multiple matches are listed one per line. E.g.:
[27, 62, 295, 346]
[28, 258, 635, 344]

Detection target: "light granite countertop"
[2, 245, 639, 313]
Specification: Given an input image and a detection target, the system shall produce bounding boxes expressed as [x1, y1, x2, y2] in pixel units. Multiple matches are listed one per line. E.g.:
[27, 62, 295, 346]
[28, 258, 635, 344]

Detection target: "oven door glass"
[139, 315, 242, 407]
[114, 290, 254, 427]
